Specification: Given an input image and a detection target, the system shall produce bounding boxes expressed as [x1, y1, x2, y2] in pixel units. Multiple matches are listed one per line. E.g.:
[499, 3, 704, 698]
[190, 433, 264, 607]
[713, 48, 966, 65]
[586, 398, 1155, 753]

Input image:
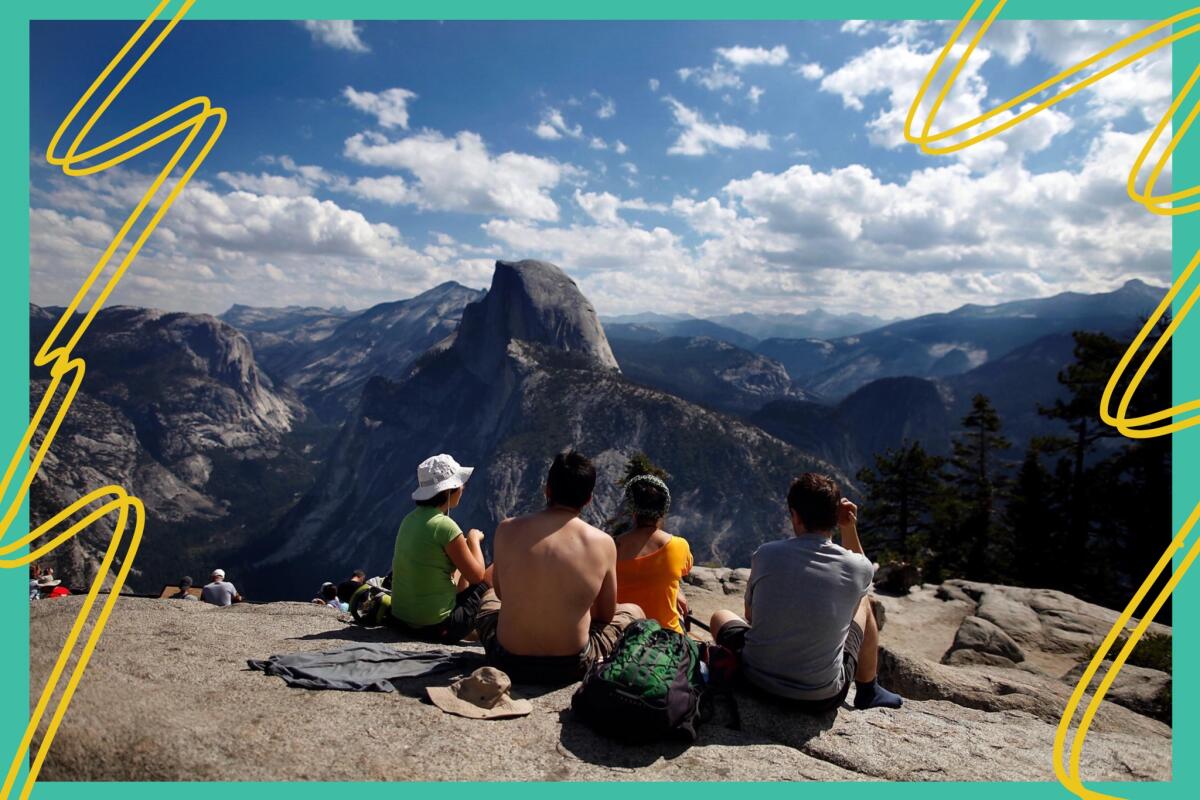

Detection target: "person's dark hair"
[320, 583, 338, 602]
[787, 472, 840, 533]
[627, 478, 670, 527]
[547, 450, 596, 510]
[415, 488, 454, 508]
[351, 570, 366, 580]
[179, 576, 193, 589]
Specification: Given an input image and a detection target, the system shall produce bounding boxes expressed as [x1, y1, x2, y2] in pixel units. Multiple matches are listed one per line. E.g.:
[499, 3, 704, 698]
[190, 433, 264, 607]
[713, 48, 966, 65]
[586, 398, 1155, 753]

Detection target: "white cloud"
[29, 169, 471, 313]
[298, 20, 369, 53]
[574, 189, 666, 225]
[797, 62, 825, 80]
[343, 86, 418, 129]
[534, 122, 562, 141]
[819, 39, 1074, 168]
[535, 108, 583, 140]
[589, 137, 608, 150]
[747, 86, 765, 105]
[344, 129, 569, 221]
[592, 92, 617, 118]
[664, 98, 770, 156]
[677, 63, 743, 91]
[716, 45, 789, 68]
[614, 140, 629, 155]
[649, 78, 660, 92]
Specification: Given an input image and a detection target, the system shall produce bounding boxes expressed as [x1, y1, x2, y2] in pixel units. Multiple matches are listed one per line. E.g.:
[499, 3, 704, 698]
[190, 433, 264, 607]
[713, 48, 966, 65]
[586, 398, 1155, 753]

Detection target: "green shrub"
[1088, 631, 1172, 673]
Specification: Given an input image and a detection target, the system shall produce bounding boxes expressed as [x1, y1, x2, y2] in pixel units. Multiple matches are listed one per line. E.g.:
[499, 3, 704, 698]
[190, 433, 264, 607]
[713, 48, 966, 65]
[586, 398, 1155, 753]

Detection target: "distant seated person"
[612, 474, 693, 633]
[35, 573, 69, 599]
[170, 576, 198, 600]
[709, 473, 902, 713]
[201, 569, 240, 607]
[312, 582, 345, 610]
[389, 454, 492, 643]
[336, 570, 367, 605]
[475, 450, 645, 685]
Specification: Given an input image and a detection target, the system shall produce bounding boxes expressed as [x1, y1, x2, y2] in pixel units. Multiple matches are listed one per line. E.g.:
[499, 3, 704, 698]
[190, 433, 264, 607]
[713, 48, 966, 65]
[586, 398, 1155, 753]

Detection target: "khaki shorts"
[474, 589, 638, 685]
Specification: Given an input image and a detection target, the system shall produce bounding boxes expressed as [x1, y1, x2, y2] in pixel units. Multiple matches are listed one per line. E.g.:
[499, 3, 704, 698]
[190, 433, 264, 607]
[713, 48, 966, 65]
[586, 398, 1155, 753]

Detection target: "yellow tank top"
[615, 535, 693, 633]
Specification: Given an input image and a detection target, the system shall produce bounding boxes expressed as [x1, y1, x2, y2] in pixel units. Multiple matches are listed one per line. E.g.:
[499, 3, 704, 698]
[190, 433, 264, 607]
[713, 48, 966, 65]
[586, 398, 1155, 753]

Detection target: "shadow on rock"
[555, 708, 693, 768]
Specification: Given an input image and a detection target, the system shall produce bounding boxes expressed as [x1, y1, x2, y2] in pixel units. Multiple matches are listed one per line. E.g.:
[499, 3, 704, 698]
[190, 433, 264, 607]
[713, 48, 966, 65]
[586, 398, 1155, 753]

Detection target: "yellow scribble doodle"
[0, 1, 225, 798]
[908, 1, 1195, 797]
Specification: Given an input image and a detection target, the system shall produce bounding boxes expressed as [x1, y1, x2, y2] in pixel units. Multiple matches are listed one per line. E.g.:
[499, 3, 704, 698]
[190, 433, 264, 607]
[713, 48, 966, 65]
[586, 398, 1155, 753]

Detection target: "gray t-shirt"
[741, 534, 874, 700]
[201, 581, 237, 607]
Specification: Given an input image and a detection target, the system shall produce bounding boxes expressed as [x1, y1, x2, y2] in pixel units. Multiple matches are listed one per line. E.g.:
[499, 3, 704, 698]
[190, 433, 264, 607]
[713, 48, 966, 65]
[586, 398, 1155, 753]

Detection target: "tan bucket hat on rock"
[426, 667, 532, 719]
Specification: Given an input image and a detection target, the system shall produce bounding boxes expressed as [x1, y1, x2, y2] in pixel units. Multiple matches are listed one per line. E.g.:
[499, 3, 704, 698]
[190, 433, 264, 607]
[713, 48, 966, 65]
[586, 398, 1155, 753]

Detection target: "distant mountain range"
[27, 268, 1167, 596]
[756, 279, 1164, 400]
[602, 308, 892, 344]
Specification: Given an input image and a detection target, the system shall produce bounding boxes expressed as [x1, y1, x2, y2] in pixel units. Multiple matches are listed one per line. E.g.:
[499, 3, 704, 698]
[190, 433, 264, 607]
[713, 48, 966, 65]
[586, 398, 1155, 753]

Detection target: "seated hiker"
[35, 573, 69, 599]
[612, 474, 693, 633]
[336, 570, 367, 605]
[389, 453, 492, 642]
[475, 450, 645, 685]
[312, 582, 344, 610]
[709, 473, 902, 712]
[170, 576, 198, 600]
[201, 569, 239, 607]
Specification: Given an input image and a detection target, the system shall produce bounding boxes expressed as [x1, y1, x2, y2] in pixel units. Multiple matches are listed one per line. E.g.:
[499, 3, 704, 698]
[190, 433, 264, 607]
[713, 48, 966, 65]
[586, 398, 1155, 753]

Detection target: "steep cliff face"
[29, 306, 319, 591]
[454, 260, 618, 380]
[258, 260, 847, 595]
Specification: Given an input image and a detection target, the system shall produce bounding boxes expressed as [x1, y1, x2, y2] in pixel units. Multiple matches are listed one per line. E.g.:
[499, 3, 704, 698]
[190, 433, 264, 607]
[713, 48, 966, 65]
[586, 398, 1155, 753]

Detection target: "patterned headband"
[623, 474, 671, 518]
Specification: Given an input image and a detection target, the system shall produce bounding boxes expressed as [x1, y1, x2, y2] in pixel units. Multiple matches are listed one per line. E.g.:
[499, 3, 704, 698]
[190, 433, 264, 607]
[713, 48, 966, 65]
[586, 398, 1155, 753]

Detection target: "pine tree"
[856, 442, 946, 564]
[1002, 445, 1061, 587]
[948, 393, 1011, 579]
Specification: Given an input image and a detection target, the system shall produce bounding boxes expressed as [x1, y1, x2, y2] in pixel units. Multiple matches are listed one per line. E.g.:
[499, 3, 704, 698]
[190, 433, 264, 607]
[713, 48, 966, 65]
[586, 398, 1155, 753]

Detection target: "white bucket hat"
[412, 454, 474, 501]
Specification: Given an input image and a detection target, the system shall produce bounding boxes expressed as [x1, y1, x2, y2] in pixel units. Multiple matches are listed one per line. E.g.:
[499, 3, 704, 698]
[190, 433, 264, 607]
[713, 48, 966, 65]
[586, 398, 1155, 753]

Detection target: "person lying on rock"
[389, 453, 492, 643]
[474, 450, 645, 684]
[612, 474, 693, 633]
[709, 472, 903, 712]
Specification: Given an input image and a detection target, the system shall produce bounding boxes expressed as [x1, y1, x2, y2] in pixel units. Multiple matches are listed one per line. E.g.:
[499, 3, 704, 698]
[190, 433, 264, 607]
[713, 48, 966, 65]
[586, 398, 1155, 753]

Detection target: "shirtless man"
[474, 450, 645, 684]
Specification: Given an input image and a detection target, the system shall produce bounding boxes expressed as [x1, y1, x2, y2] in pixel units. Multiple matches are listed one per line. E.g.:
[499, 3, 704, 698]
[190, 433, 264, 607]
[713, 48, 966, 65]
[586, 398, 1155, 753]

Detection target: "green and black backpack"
[571, 618, 706, 742]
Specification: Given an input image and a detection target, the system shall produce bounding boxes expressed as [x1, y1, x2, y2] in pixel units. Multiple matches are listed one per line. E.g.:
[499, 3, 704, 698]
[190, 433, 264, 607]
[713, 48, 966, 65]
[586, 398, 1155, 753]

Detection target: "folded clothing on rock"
[247, 643, 484, 693]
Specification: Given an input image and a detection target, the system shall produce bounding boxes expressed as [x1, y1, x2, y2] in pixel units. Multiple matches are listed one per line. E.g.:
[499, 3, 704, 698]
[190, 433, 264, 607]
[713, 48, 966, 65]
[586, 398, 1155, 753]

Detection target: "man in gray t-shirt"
[201, 569, 239, 607]
[709, 472, 902, 712]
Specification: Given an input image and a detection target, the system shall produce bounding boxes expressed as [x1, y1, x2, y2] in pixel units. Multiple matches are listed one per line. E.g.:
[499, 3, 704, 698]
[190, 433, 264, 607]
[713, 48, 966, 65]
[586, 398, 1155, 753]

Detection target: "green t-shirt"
[390, 506, 463, 626]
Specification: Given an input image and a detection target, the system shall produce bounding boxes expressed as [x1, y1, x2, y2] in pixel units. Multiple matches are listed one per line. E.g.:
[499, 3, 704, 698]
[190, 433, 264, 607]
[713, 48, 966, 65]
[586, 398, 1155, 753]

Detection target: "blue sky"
[29, 19, 1173, 318]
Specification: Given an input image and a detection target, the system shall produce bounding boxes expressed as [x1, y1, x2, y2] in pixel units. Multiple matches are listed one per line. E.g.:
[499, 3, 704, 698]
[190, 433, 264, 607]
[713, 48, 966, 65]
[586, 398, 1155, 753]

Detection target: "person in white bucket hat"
[389, 454, 492, 643]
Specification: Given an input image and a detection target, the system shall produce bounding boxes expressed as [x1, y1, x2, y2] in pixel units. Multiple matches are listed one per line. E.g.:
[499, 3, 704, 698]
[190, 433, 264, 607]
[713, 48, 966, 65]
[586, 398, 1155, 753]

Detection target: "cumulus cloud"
[747, 86, 765, 105]
[592, 92, 617, 118]
[820, 39, 1073, 169]
[573, 189, 666, 225]
[649, 78, 660, 92]
[614, 140, 629, 155]
[534, 108, 583, 140]
[797, 62, 825, 80]
[298, 20, 369, 53]
[29, 168, 469, 313]
[343, 86, 418, 129]
[664, 98, 770, 156]
[716, 44, 790, 68]
[344, 129, 569, 221]
[677, 63, 743, 91]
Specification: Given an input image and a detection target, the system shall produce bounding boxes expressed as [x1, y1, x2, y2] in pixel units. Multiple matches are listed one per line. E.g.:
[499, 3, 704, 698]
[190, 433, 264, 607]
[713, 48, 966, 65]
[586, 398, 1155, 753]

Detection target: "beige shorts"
[473, 588, 639, 684]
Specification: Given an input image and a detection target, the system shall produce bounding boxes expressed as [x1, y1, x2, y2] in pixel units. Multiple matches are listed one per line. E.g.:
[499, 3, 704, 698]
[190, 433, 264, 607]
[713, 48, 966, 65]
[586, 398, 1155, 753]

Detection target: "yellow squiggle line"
[907, 2, 1193, 797]
[0, 1, 224, 798]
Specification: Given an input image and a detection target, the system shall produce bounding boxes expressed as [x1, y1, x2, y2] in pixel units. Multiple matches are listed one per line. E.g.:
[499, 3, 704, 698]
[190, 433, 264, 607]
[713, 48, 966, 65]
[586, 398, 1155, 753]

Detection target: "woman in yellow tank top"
[613, 474, 693, 633]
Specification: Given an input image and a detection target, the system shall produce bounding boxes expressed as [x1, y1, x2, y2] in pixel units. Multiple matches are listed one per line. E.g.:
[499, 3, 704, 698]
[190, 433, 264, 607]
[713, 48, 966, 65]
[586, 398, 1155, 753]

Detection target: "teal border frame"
[2, 1, 1193, 796]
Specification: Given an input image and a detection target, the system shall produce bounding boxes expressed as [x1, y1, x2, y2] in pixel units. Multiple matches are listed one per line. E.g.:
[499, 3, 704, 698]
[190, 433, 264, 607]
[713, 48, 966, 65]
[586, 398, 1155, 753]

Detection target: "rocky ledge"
[28, 575, 1171, 782]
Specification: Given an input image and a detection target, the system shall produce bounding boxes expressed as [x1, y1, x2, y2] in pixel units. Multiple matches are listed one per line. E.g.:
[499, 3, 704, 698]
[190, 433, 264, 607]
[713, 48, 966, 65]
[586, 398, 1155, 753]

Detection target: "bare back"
[493, 509, 616, 656]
